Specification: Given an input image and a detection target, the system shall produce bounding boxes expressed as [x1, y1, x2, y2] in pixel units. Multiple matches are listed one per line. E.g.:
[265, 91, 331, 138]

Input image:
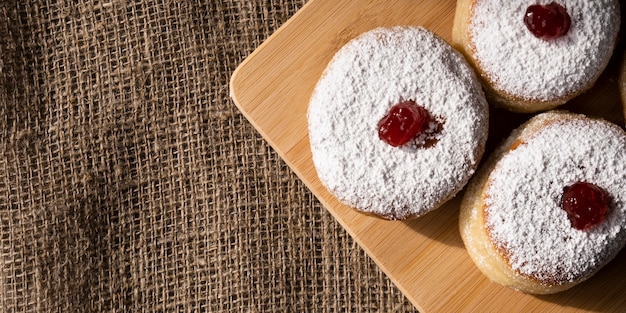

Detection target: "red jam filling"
[378, 100, 430, 147]
[524, 2, 571, 40]
[561, 182, 609, 230]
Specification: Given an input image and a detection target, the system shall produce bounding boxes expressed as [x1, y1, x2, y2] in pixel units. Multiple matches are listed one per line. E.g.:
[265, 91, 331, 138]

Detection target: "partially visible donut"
[453, 0, 620, 113]
[460, 111, 626, 294]
[308, 26, 489, 220]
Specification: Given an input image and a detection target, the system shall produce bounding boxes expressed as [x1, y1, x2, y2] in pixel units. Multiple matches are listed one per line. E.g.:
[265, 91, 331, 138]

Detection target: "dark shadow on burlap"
[0, 0, 418, 312]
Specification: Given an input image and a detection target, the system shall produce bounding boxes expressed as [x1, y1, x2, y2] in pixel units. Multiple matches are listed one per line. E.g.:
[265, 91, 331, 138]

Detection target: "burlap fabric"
[0, 1, 418, 311]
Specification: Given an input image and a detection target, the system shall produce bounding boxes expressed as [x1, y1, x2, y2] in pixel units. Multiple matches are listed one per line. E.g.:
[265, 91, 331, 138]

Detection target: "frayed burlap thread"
[0, 1, 418, 312]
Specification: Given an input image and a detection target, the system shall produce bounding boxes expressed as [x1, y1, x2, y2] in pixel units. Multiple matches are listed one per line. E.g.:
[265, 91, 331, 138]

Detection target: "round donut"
[453, 0, 620, 113]
[308, 26, 489, 220]
[460, 111, 626, 294]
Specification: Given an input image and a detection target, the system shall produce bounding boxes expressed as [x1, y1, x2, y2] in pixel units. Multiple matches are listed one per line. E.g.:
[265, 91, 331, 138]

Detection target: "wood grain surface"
[230, 0, 626, 311]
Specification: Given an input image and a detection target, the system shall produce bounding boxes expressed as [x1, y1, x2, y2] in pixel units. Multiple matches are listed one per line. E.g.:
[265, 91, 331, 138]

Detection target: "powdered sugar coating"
[469, 0, 620, 102]
[308, 27, 488, 219]
[485, 114, 626, 284]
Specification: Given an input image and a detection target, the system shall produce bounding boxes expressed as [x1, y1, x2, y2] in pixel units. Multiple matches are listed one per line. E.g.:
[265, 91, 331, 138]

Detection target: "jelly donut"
[460, 111, 626, 294]
[308, 26, 489, 220]
[453, 0, 620, 113]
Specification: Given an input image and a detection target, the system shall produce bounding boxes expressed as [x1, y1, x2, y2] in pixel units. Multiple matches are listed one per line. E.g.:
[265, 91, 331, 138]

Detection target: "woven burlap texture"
[0, 1, 418, 312]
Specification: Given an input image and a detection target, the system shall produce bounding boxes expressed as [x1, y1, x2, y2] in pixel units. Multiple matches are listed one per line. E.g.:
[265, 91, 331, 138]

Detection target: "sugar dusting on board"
[469, 0, 620, 101]
[485, 116, 626, 284]
[307, 26, 488, 219]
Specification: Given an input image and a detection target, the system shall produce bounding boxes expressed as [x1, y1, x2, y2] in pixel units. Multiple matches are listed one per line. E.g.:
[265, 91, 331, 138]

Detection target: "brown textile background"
[0, 0, 418, 311]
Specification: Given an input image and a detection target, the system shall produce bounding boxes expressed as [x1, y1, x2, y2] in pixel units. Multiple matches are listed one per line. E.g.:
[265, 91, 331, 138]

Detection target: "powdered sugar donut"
[460, 111, 626, 294]
[453, 0, 620, 113]
[308, 26, 489, 220]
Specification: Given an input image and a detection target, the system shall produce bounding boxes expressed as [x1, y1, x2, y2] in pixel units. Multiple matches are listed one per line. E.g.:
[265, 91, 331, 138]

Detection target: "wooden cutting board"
[230, 0, 626, 312]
